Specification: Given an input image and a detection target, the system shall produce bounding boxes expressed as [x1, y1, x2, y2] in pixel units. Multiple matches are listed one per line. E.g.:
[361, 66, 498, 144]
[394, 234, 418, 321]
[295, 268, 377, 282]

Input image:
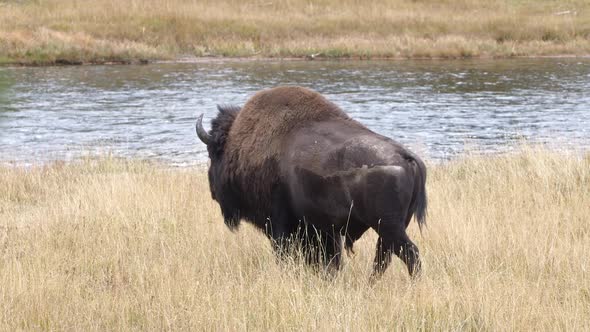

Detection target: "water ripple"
[1, 58, 589, 166]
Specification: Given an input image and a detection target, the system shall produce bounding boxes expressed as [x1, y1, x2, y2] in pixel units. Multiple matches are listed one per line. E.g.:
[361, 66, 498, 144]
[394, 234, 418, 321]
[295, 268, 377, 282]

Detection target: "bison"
[196, 86, 427, 277]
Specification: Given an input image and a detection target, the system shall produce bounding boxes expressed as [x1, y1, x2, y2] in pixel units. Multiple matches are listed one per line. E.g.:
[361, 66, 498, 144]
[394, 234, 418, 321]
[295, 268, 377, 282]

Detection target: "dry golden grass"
[0, 0, 589, 64]
[1, 148, 589, 330]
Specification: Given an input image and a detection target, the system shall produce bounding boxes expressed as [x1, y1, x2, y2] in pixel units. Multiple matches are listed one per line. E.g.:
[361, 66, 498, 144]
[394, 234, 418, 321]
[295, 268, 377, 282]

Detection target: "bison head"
[196, 105, 241, 228]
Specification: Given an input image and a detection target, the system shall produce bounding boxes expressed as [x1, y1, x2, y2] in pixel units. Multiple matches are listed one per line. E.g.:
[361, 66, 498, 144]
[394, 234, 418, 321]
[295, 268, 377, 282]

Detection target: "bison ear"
[196, 114, 212, 145]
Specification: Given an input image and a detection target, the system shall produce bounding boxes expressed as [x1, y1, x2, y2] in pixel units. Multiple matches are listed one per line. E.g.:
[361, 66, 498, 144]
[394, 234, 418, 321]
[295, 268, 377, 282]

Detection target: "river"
[1, 58, 589, 166]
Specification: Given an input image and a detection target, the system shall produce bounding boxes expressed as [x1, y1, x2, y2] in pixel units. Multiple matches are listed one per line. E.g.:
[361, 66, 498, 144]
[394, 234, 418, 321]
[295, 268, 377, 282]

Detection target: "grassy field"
[1, 148, 589, 330]
[0, 0, 589, 65]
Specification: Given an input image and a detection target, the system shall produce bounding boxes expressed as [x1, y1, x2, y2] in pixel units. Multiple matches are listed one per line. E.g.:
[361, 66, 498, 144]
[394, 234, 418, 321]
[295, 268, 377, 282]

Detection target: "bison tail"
[411, 155, 428, 231]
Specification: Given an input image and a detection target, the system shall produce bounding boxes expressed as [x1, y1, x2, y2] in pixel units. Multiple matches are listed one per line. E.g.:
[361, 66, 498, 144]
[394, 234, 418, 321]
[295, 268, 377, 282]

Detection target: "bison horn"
[196, 114, 211, 145]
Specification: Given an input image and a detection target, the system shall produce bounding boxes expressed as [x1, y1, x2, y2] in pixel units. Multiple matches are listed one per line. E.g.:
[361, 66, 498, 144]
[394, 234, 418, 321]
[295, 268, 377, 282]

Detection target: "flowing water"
[1, 59, 589, 166]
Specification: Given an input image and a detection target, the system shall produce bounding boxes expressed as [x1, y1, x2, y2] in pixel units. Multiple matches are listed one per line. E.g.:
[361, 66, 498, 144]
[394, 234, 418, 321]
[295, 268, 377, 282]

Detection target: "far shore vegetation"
[1, 0, 589, 65]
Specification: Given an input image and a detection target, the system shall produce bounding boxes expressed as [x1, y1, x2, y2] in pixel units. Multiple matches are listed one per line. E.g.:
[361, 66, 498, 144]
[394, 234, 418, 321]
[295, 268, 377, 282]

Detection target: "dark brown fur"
[222, 87, 360, 219]
[197, 86, 427, 277]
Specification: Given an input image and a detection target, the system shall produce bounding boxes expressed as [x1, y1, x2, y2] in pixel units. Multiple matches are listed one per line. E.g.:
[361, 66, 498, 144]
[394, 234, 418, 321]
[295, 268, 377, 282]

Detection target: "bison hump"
[226, 86, 352, 168]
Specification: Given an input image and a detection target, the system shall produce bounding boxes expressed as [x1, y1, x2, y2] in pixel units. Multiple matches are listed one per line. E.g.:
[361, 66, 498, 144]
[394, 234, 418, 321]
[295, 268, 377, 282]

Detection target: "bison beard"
[196, 86, 427, 278]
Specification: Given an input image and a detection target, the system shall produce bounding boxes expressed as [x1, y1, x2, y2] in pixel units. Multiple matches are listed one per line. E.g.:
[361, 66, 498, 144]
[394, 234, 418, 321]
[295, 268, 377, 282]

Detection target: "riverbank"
[1, 148, 589, 330]
[1, 0, 589, 66]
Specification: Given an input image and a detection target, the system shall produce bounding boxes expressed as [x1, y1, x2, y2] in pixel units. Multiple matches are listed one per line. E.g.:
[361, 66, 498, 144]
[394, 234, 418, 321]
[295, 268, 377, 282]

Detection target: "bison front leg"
[266, 215, 299, 261]
[267, 223, 293, 260]
[323, 230, 343, 274]
[298, 224, 343, 273]
[372, 225, 421, 278]
[267, 187, 300, 260]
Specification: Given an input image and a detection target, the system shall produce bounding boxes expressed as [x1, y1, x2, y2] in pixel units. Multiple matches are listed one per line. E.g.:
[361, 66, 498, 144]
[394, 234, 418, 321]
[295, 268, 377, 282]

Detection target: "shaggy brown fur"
[223, 86, 362, 214]
[197, 86, 427, 277]
[229, 87, 356, 163]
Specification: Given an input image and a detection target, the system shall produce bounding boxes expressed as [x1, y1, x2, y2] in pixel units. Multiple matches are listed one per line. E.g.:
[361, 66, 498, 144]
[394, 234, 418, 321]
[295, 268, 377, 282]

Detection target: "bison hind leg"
[372, 224, 421, 278]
